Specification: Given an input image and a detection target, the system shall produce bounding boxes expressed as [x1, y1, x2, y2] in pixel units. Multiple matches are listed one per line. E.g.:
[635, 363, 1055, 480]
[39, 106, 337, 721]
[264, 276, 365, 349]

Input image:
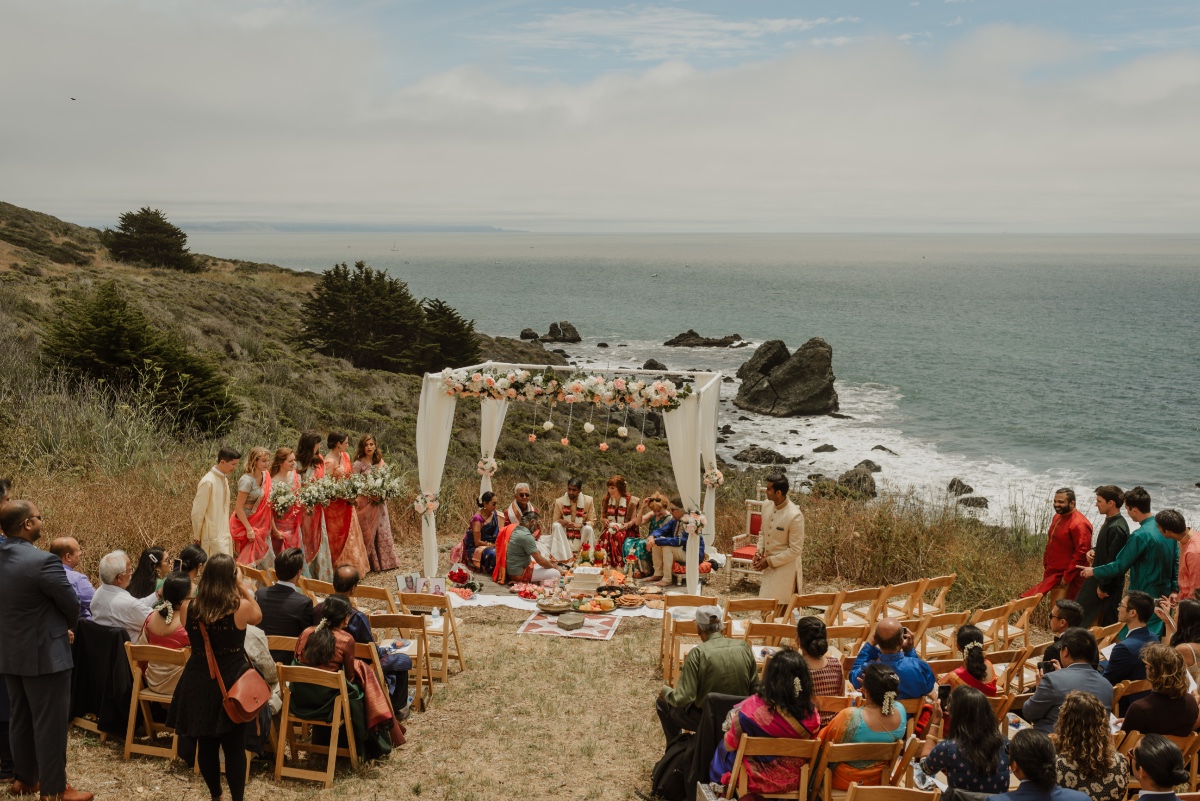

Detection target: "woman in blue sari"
[462, 492, 502, 575]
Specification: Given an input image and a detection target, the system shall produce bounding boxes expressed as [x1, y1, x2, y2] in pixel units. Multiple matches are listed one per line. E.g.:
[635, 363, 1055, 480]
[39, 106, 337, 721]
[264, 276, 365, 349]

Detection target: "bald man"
[849, 617, 935, 700]
[49, 538, 94, 621]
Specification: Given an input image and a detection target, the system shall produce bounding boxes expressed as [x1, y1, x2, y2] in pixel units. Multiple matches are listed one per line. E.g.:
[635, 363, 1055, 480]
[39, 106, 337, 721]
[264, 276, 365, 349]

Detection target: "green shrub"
[100, 207, 201, 272]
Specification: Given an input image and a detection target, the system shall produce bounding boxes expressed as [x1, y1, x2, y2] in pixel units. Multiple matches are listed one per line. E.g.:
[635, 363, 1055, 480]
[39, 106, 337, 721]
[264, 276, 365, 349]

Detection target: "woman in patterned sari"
[323, 432, 370, 576]
[710, 649, 821, 798]
[461, 492, 502, 575]
[596, 475, 641, 569]
[352, 435, 400, 573]
[269, 447, 302, 553]
[230, 447, 274, 569]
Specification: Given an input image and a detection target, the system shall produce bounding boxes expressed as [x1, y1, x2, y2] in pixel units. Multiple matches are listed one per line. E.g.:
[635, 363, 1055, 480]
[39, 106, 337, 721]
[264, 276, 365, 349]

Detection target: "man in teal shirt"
[1081, 486, 1178, 637]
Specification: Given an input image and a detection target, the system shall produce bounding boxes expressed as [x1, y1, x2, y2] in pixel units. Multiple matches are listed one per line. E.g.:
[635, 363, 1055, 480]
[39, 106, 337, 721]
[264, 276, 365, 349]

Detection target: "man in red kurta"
[1023, 487, 1093, 601]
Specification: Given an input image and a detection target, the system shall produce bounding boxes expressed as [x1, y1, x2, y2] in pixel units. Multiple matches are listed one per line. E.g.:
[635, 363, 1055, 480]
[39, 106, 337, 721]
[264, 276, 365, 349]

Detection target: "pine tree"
[100, 207, 201, 272]
[43, 280, 238, 434]
[422, 297, 481, 370]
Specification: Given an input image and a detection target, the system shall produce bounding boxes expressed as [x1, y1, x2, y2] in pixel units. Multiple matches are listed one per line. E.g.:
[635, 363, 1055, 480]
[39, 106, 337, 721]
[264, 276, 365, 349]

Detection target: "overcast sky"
[3, 0, 1200, 232]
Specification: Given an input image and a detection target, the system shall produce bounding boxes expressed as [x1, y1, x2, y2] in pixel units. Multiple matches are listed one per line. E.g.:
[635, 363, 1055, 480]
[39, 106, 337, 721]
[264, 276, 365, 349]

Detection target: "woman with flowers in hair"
[938, 624, 997, 696]
[352, 434, 400, 573]
[709, 648, 820, 796]
[595, 475, 641, 569]
[820, 662, 907, 790]
[136, 572, 193, 694]
[462, 491, 503, 575]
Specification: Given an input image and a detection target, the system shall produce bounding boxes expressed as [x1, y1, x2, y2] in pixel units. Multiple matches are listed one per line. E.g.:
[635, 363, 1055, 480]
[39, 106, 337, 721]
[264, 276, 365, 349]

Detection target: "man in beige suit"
[752, 472, 805, 607]
[191, 446, 240, 557]
[551, 477, 596, 555]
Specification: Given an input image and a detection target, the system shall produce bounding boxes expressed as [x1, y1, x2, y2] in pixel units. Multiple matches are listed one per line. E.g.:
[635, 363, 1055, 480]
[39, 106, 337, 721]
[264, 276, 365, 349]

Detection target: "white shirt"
[91, 583, 157, 641]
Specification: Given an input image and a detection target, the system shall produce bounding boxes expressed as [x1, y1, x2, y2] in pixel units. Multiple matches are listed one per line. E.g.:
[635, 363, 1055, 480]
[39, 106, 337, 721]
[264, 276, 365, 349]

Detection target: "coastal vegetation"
[99, 206, 201, 272]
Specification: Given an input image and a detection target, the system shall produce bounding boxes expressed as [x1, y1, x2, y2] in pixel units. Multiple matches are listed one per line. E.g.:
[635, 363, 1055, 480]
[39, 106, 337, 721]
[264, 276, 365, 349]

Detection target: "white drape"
[663, 391, 703, 594]
[478, 398, 509, 497]
[416, 375, 457, 578]
[697, 374, 720, 549]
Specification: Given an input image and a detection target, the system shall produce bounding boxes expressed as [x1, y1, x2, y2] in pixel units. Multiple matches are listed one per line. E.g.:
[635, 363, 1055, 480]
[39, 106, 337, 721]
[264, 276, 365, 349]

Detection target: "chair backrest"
[813, 740, 904, 801]
[782, 591, 846, 627]
[745, 499, 766, 537]
[889, 737, 924, 787]
[1111, 679, 1154, 714]
[837, 587, 887, 624]
[298, 576, 335, 601]
[826, 625, 870, 657]
[368, 613, 428, 640]
[398, 591, 453, 613]
[988, 647, 1032, 692]
[968, 602, 1013, 648]
[1004, 594, 1042, 648]
[237, 563, 273, 587]
[919, 574, 957, 615]
[815, 695, 853, 717]
[927, 658, 965, 678]
[726, 735, 821, 799]
[277, 662, 347, 692]
[125, 641, 190, 671]
[987, 694, 1015, 721]
[881, 579, 929, 619]
[352, 584, 398, 614]
[352, 641, 387, 691]
[1092, 621, 1125, 648]
[726, 597, 779, 622]
[744, 621, 799, 648]
[913, 611, 971, 658]
[845, 782, 941, 801]
[267, 635, 299, 660]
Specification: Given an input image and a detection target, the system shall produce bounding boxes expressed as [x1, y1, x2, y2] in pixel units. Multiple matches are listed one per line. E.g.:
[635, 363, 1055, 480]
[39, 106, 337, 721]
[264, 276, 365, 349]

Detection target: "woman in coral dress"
[352, 434, 400, 573]
[230, 446, 274, 570]
[297, 432, 335, 582]
[269, 447, 302, 553]
[323, 432, 370, 577]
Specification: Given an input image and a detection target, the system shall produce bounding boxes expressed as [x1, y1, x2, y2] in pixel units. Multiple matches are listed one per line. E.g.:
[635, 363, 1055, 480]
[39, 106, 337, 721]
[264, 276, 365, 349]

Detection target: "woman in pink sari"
[230, 447, 274, 569]
[297, 432, 334, 582]
[937, 624, 997, 696]
[268, 447, 302, 553]
[323, 432, 370, 577]
[352, 435, 400, 572]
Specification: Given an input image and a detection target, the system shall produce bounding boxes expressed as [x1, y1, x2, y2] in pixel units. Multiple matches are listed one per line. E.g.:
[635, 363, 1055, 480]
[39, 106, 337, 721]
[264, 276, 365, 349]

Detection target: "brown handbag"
[198, 620, 270, 724]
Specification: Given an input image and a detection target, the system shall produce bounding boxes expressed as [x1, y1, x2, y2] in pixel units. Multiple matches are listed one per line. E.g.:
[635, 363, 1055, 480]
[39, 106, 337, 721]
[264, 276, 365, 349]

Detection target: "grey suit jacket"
[1021, 662, 1114, 733]
[0, 537, 81, 675]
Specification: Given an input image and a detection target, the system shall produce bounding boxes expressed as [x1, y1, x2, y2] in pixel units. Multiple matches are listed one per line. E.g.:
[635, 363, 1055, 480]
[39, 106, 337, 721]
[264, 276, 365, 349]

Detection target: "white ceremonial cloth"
[697, 376, 720, 549]
[417, 374, 457, 578]
[664, 390, 703, 594]
[478, 398, 508, 497]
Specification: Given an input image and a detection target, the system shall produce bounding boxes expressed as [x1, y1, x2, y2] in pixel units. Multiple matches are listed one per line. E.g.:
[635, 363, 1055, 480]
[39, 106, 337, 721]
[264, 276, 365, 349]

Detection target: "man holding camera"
[849, 617, 935, 700]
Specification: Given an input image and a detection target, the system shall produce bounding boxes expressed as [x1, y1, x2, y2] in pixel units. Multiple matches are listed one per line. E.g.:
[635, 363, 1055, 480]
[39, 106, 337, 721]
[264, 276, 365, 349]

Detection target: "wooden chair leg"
[450, 619, 466, 672]
[122, 690, 139, 760]
[323, 705, 341, 789]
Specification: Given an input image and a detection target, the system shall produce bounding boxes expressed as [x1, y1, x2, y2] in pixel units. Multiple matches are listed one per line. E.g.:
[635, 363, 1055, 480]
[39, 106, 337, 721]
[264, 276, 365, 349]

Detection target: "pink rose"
[613, 378, 626, 391]
[528, 433, 537, 442]
[560, 437, 570, 446]
[599, 442, 609, 452]
[485, 376, 495, 386]
[471, 373, 482, 382]
[506, 388, 518, 398]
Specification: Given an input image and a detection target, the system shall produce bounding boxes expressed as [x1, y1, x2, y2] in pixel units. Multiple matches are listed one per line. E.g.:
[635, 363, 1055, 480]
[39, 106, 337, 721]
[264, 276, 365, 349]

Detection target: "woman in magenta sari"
[269, 447, 302, 554]
[323, 432, 370, 576]
[711, 649, 821, 799]
[352, 434, 400, 573]
[937, 624, 997, 696]
[230, 446, 274, 569]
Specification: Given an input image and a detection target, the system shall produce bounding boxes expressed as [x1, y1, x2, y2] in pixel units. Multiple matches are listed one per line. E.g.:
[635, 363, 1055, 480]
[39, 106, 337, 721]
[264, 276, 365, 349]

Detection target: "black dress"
[167, 612, 249, 736]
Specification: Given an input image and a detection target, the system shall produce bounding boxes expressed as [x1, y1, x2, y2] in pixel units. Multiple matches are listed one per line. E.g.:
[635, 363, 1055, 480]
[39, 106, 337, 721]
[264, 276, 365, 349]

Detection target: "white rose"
[542, 420, 554, 431]
[583, 422, 595, 433]
[617, 426, 628, 438]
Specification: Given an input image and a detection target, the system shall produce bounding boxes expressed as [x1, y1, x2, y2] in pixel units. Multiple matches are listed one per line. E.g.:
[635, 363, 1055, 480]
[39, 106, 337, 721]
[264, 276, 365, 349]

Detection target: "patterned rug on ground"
[517, 612, 621, 641]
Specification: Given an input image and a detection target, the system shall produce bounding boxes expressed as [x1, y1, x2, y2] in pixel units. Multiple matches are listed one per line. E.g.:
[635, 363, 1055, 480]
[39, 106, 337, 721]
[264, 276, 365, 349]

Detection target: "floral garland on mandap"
[412, 491, 440, 516]
[681, 511, 707, 537]
[439, 367, 692, 412]
[476, 457, 498, 477]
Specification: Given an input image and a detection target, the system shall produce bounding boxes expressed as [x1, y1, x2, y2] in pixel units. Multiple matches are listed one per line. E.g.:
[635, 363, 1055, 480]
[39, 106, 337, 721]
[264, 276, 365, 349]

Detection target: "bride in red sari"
[230, 446, 274, 569]
[596, 475, 641, 569]
[323, 432, 371, 577]
[269, 447, 302, 553]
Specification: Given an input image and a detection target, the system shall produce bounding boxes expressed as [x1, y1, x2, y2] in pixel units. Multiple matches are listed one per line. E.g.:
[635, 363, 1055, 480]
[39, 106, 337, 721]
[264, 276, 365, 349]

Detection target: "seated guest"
[461, 491, 502, 575]
[1104, 590, 1158, 713]
[50, 537, 94, 620]
[502, 512, 562, 584]
[632, 494, 670, 578]
[177, 543, 208, 592]
[1044, 599, 1084, 666]
[990, 728, 1091, 801]
[1053, 691, 1129, 801]
[850, 617, 936, 700]
[795, 616, 845, 727]
[254, 547, 314, 664]
[296, 596, 356, 673]
[503, 483, 538, 529]
[921, 685, 1010, 793]
[135, 572, 192, 695]
[127, 546, 169, 599]
[242, 624, 282, 716]
[1161, 598, 1200, 683]
[551, 477, 596, 556]
[646, 499, 700, 588]
[1121, 643, 1199, 736]
[1022, 628, 1113, 733]
[939, 624, 997, 695]
[710, 649, 820, 796]
[820, 662, 907, 790]
[596, 475, 641, 569]
[1129, 734, 1191, 801]
[91, 550, 157, 641]
[657, 606, 757, 741]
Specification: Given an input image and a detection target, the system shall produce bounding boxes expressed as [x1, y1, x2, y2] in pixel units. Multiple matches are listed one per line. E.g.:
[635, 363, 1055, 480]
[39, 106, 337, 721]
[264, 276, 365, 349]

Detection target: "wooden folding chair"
[816, 695, 854, 721]
[352, 641, 387, 696]
[237, 563, 273, 588]
[1111, 679, 1153, 715]
[275, 664, 358, 787]
[812, 741, 904, 801]
[297, 576, 334, 602]
[1002, 594, 1042, 649]
[398, 592, 465, 683]
[669, 618, 734, 685]
[1091, 621, 1124, 649]
[826, 625, 870, 663]
[351, 584, 398, 614]
[898, 698, 924, 738]
[724, 735, 821, 799]
[726, 597, 781, 639]
[911, 575, 956, 617]
[845, 783, 940, 801]
[987, 693, 1015, 722]
[988, 647, 1032, 694]
[779, 591, 846, 627]
[1165, 733, 1200, 791]
[967, 602, 1013, 650]
[123, 643, 189, 761]
[742, 621, 798, 679]
[835, 587, 887, 628]
[656, 593, 719, 679]
[881, 580, 930, 619]
[368, 613, 434, 712]
[890, 735, 924, 789]
[912, 611, 970, 659]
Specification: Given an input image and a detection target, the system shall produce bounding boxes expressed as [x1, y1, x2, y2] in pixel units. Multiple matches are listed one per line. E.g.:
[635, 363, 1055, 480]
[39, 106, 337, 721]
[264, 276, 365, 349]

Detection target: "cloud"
[2, 3, 1199, 232]
[946, 16, 964, 27]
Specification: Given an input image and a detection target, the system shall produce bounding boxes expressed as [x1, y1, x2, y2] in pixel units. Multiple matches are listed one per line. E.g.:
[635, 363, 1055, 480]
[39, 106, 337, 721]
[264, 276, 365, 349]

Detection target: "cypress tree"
[100, 207, 201, 272]
[422, 297, 481, 370]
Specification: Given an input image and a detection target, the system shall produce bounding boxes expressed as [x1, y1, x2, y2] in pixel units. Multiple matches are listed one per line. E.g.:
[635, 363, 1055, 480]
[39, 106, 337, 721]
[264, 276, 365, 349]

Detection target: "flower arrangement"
[269, 480, 300, 517]
[703, 467, 724, 489]
[682, 511, 707, 537]
[476, 457, 498, 477]
[412, 491, 440, 516]
[354, 465, 410, 503]
[447, 565, 470, 586]
[617, 426, 628, 438]
[297, 476, 341, 509]
[599, 442, 609, 451]
[438, 367, 693, 412]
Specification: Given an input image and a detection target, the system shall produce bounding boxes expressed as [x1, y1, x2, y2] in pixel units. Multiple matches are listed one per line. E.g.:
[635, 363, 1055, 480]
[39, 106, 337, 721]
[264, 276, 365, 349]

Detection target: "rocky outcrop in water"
[948, 478, 974, 496]
[519, 328, 539, 340]
[856, 460, 882, 473]
[958, 496, 989, 509]
[643, 358, 668, 371]
[838, 467, 878, 498]
[734, 445, 799, 464]
[540, 321, 581, 343]
[733, 337, 839, 417]
[664, 329, 743, 347]
[872, 445, 898, 456]
[813, 444, 837, 453]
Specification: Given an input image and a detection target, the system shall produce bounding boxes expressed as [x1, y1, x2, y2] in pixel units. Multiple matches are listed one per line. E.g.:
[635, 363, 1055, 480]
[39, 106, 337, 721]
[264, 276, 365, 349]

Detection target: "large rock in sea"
[541, 321, 581, 343]
[838, 467, 878, 498]
[476, 334, 568, 366]
[519, 328, 539, 340]
[958, 496, 989, 509]
[643, 358, 668, 371]
[948, 478, 974, 497]
[733, 445, 799, 464]
[663, 329, 743, 347]
[733, 337, 839, 416]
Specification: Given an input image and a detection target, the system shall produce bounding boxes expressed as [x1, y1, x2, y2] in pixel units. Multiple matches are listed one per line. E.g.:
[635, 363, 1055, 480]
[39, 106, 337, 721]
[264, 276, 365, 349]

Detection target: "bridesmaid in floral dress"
[352, 435, 400, 572]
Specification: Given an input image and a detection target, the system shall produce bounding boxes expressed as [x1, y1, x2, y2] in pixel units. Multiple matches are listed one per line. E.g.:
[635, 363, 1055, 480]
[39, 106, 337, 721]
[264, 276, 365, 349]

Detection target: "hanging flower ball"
[599, 442, 609, 452]
[542, 420, 554, 431]
[528, 433, 537, 443]
[583, 422, 595, 434]
[617, 426, 629, 438]
[560, 437, 570, 446]
[636, 443, 646, 453]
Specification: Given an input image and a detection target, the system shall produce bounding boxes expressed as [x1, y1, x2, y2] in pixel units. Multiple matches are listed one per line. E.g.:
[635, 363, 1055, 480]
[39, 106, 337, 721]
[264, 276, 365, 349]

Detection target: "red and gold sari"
[230, 471, 273, 567]
[272, 470, 303, 553]
[324, 452, 370, 576]
[597, 493, 637, 568]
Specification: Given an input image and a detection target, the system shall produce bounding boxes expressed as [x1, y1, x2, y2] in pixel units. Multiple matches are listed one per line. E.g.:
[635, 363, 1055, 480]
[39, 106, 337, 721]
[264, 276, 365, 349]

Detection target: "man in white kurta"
[752, 472, 805, 607]
[551, 478, 596, 555]
[191, 447, 239, 557]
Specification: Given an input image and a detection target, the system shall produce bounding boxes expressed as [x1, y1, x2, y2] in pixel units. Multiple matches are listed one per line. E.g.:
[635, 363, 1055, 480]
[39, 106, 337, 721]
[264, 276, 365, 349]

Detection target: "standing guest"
[230, 447, 274, 570]
[1081, 486, 1178, 638]
[191, 446, 240, 557]
[657, 606, 757, 741]
[819, 663, 907, 790]
[322, 433, 370, 576]
[351, 434, 400, 573]
[1129, 734, 1191, 801]
[1156, 510, 1199, 600]
[0, 479, 10, 784]
[752, 472, 806, 607]
[1022, 628, 1113, 733]
[938, 624, 997, 695]
[177, 543, 208, 592]
[1053, 691, 1129, 801]
[166, 554, 262, 801]
[596, 475, 641, 569]
[502, 512, 562, 584]
[126, 546, 170, 599]
[551, 477, 596, 556]
[462, 492, 503, 575]
[1076, 486, 1130, 627]
[91, 550, 157, 642]
[709, 649, 820, 797]
[254, 548, 314, 665]
[1044, 600, 1085, 665]
[630, 494, 669, 578]
[989, 728, 1091, 801]
[268, 447, 302, 554]
[1159, 598, 1200, 686]
[795, 616, 846, 726]
[849, 617, 936, 700]
[0, 501, 91, 801]
[135, 572, 193, 695]
[296, 432, 333, 582]
[1024, 488, 1093, 603]
[920, 686, 1010, 793]
[49, 538, 94, 621]
[646, 499, 699, 588]
[1102, 590, 1158, 712]
[1121, 644, 1199, 736]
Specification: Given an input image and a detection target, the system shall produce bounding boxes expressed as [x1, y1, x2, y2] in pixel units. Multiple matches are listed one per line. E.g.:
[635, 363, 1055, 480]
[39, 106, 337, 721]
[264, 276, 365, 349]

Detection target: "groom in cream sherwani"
[191, 446, 241, 557]
[752, 472, 805, 609]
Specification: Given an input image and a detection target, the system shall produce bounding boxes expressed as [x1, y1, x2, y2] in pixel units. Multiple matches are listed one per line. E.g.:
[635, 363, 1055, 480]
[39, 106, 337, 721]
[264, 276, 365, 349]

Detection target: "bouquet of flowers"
[476, 457, 498, 477]
[447, 565, 470, 586]
[356, 465, 410, 503]
[703, 468, 724, 488]
[412, 491, 440, 516]
[269, 480, 300, 517]
[682, 511, 707, 537]
[298, 476, 340, 509]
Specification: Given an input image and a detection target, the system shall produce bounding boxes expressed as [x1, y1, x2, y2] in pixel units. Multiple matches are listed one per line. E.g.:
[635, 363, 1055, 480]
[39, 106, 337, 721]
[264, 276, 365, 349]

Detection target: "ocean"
[188, 232, 1200, 529]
